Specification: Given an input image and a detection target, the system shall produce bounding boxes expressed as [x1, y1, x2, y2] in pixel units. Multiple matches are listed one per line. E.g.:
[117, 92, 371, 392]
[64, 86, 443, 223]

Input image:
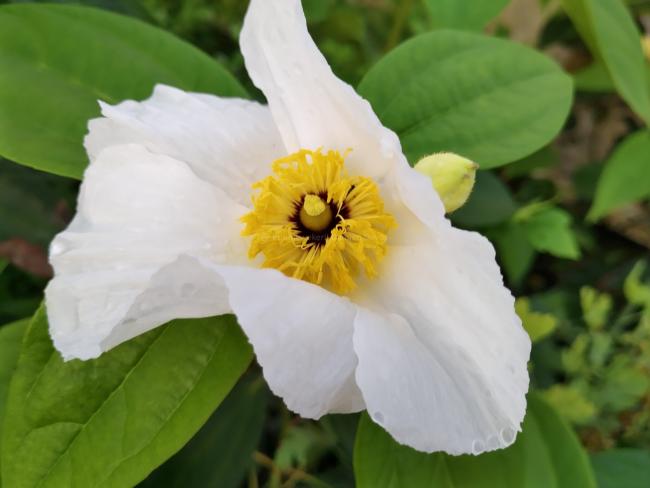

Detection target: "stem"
[385, 0, 415, 51]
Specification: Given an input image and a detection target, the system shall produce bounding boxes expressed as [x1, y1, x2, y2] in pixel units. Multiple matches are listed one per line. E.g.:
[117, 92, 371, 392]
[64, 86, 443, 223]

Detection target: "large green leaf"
[425, 0, 510, 31]
[8, 0, 153, 20]
[0, 4, 246, 179]
[0, 318, 28, 483]
[1, 307, 253, 488]
[358, 30, 573, 169]
[591, 449, 650, 488]
[141, 375, 268, 488]
[354, 394, 596, 488]
[589, 131, 650, 221]
[561, 0, 650, 124]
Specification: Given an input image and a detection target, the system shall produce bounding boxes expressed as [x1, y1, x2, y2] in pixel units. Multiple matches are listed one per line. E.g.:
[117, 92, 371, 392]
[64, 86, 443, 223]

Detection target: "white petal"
[85, 84, 285, 205]
[354, 231, 530, 455]
[240, 0, 402, 179]
[215, 265, 365, 418]
[46, 144, 247, 360]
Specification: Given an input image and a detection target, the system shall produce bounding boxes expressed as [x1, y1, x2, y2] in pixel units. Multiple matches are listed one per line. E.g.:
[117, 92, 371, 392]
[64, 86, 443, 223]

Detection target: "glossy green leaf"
[9, 0, 153, 19]
[0, 320, 28, 430]
[0, 319, 28, 487]
[354, 394, 597, 488]
[142, 375, 268, 488]
[1, 307, 253, 488]
[424, 0, 510, 31]
[358, 30, 573, 169]
[0, 4, 246, 179]
[591, 449, 650, 488]
[589, 131, 650, 221]
[523, 207, 581, 260]
[561, 0, 650, 123]
[451, 171, 517, 228]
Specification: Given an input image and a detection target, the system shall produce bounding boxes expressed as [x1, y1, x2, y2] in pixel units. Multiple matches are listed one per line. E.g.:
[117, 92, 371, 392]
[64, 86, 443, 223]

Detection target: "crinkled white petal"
[46, 144, 248, 360]
[354, 230, 530, 455]
[240, 0, 402, 180]
[85, 84, 285, 205]
[214, 265, 365, 418]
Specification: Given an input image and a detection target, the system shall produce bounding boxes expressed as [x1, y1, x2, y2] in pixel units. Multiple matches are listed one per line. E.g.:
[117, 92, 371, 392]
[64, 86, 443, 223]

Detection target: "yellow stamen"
[241, 149, 396, 294]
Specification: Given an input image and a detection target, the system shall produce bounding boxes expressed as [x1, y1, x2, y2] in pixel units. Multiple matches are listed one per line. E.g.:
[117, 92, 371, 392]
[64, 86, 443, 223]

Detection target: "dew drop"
[487, 436, 500, 450]
[50, 241, 68, 256]
[372, 411, 384, 424]
[500, 427, 516, 445]
[472, 439, 485, 455]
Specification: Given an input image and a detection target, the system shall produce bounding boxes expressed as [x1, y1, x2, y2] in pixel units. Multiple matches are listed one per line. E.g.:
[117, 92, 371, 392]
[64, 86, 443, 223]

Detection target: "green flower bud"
[414, 152, 479, 213]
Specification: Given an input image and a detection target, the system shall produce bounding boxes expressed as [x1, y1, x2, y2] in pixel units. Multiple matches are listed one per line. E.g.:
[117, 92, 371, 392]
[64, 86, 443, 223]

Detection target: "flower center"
[299, 194, 333, 232]
[241, 149, 396, 294]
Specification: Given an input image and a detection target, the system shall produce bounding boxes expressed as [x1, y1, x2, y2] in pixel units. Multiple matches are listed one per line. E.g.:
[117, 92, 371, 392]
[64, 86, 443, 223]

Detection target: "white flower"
[45, 0, 530, 455]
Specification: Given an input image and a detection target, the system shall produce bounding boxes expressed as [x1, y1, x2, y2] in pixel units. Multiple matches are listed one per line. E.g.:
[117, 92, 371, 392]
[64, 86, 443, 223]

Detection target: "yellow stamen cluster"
[242, 149, 396, 294]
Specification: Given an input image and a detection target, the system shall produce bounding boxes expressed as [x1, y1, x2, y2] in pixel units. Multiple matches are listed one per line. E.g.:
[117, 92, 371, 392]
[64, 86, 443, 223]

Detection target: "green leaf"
[358, 30, 573, 169]
[451, 171, 517, 228]
[10, 0, 154, 20]
[573, 62, 615, 92]
[591, 449, 650, 488]
[515, 298, 558, 343]
[589, 131, 650, 221]
[1, 307, 252, 488]
[522, 207, 581, 260]
[0, 4, 246, 180]
[141, 375, 268, 488]
[624, 261, 650, 306]
[424, 0, 510, 31]
[561, 0, 650, 123]
[596, 357, 649, 410]
[490, 222, 537, 287]
[562, 334, 589, 375]
[354, 394, 597, 488]
[0, 318, 28, 472]
[580, 286, 612, 330]
[543, 385, 597, 425]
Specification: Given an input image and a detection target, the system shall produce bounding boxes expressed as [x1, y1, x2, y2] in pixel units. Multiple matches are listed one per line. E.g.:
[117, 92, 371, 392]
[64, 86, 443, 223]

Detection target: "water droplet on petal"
[500, 427, 516, 445]
[487, 436, 500, 450]
[472, 439, 485, 455]
[50, 241, 67, 256]
[372, 411, 384, 424]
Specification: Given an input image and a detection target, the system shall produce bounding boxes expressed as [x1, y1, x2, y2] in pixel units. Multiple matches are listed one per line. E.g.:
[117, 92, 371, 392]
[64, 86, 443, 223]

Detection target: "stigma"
[299, 195, 334, 233]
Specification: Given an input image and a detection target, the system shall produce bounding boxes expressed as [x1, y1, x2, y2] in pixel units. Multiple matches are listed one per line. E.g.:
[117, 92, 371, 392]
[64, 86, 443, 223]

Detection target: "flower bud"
[414, 152, 479, 213]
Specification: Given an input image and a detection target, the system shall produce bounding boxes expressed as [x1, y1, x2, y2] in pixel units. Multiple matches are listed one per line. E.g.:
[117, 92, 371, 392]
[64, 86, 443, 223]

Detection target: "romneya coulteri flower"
[45, 0, 531, 455]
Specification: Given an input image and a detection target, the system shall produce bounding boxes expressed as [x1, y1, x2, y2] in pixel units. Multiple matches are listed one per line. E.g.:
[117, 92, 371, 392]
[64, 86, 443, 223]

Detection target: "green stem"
[385, 0, 415, 51]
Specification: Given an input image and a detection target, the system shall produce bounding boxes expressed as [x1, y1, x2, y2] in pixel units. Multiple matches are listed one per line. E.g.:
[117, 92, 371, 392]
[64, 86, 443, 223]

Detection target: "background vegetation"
[0, 0, 649, 487]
